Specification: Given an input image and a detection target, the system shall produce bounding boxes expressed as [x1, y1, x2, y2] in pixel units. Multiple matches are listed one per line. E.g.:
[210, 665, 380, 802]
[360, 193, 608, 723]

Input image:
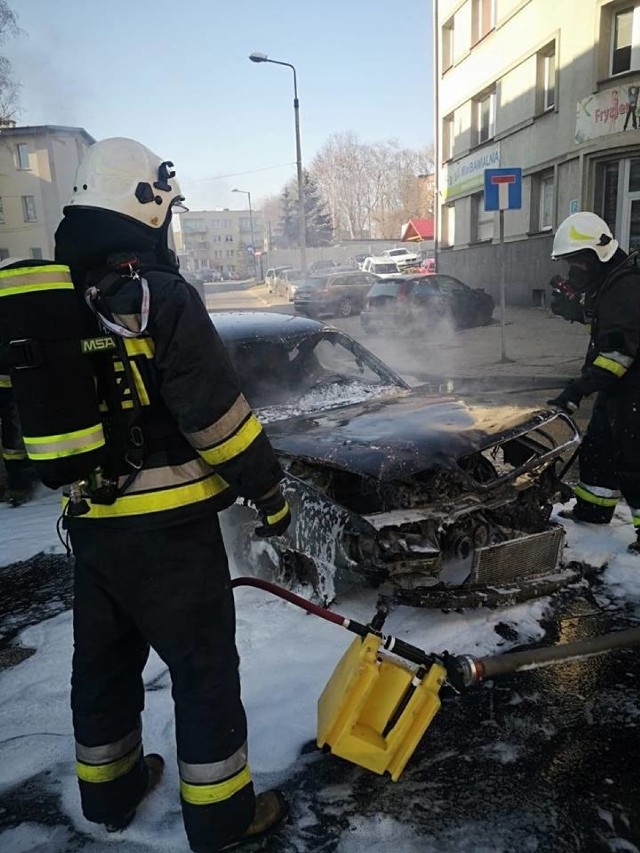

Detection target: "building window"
[226, 250, 234, 258]
[472, 192, 494, 242]
[472, 0, 496, 45]
[30, 247, 43, 259]
[16, 143, 30, 170]
[0, 198, 4, 224]
[533, 172, 555, 231]
[22, 196, 37, 222]
[611, 6, 636, 75]
[224, 235, 234, 242]
[595, 162, 620, 227]
[442, 203, 455, 247]
[443, 113, 454, 162]
[537, 45, 556, 112]
[474, 90, 496, 145]
[442, 18, 454, 71]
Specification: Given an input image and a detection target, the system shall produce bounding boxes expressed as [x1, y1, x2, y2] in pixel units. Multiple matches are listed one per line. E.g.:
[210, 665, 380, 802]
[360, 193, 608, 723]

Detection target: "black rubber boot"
[213, 790, 289, 852]
[105, 753, 165, 832]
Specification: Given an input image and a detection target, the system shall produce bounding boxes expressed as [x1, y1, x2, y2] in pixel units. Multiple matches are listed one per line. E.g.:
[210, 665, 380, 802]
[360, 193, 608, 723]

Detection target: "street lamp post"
[232, 188, 258, 282]
[249, 51, 307, 273]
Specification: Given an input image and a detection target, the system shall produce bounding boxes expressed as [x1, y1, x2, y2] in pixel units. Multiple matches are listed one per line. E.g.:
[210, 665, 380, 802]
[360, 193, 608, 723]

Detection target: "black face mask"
[566, 256, 602, 293]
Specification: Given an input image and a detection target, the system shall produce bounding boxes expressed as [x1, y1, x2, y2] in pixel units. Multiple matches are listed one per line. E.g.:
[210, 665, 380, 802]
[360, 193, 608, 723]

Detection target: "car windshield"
[225, 329, 407, 420]
[373, 263, 399, 274]
[387, 249, 409, 257]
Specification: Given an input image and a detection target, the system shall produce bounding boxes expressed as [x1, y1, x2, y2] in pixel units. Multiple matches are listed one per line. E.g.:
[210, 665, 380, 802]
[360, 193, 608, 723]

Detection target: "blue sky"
[6, 0, 433, 209]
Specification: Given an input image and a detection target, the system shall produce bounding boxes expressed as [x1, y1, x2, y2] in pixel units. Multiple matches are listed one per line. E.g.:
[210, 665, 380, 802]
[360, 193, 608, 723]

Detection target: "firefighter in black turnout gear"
[547, 212, 640, 554]
[54, 138, 291, 851]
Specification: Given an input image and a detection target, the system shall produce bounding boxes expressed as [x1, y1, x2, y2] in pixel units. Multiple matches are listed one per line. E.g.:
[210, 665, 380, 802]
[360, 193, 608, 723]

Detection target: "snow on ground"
[0, 491, 639, 851]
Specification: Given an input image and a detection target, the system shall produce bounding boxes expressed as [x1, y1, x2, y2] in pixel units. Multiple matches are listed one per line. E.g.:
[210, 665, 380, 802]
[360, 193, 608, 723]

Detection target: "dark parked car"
[294, 270, 378, 318]
[212, 311, 582, 608]
[361, 274, 495, 334]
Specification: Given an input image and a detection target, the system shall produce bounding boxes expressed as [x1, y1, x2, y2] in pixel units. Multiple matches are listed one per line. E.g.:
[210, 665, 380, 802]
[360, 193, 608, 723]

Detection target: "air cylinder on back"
[0, 261, 106, 489]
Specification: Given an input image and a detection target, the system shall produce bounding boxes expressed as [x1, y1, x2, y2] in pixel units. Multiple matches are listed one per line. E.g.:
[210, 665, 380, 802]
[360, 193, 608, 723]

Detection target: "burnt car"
[361, 274, 495, 334]
[214, 312, 582, 608]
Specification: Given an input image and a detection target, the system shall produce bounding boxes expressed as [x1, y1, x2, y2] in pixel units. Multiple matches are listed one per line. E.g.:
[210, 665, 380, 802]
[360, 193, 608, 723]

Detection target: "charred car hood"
[266, 391, 551, 481]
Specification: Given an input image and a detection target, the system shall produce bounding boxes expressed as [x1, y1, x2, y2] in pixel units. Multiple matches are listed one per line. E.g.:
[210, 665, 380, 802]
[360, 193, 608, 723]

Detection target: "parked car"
[308, 259, 339, 274]
[212, 311, 582, 608]
[361, 274, 495, 334]
[276, 268, 305, 301]
[381, 247, 421, 269]
[293, 270, 378, 317]
[265, 265, 292, 294]
[361, 256, 403, 278]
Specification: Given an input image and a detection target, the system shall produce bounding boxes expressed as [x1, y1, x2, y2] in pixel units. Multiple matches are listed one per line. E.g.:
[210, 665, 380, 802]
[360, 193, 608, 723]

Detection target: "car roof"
[209, 311, 328, 343]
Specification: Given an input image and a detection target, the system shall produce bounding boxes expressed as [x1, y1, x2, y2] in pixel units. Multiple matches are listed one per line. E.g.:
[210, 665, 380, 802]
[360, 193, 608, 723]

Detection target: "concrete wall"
[438, 233, 556, 307]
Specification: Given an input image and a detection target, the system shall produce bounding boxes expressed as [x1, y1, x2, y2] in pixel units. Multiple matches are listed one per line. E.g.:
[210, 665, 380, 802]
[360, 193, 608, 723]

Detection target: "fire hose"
[231, 576, 640, 689]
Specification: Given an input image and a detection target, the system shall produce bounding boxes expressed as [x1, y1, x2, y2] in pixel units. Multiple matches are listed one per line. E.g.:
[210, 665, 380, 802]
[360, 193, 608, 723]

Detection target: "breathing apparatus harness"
[66, 254, 154, 517]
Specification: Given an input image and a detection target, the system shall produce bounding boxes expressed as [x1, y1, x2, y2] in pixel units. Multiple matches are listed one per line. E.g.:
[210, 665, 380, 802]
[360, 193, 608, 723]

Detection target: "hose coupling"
[444, 653, 484, 691]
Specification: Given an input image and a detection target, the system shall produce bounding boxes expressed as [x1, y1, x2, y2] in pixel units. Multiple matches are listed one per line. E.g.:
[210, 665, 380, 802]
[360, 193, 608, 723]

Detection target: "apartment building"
[435, 0, 640, 305]
[173, 208, 264, 276]
[0, 124, 94, 261]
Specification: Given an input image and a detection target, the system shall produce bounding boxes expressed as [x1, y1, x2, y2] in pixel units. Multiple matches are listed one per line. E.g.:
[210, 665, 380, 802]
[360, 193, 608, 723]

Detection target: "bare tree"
[0, 2, 20, 122]
[310, 133, 434, 241]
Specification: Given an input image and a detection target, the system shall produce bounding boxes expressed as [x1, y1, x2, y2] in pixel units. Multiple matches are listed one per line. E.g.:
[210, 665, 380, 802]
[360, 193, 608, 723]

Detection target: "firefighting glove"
[546, 383, 581, 414]
[254, 485, 291, 538]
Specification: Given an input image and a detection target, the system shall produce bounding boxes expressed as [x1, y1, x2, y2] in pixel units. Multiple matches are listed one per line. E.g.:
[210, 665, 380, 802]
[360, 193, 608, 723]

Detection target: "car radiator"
[468, 526, 565, 587]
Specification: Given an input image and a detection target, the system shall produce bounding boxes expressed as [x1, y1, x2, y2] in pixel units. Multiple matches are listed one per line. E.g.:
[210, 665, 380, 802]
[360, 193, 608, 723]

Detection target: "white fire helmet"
[551, 212, 618, 263]
[65, 137, 187, 230]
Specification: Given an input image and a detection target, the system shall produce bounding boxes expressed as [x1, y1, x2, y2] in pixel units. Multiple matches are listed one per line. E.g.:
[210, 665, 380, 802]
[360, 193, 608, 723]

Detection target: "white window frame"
[475, 91, 496, 145]
[539, 174, 554, 231]
[473, 0, 496, 44]
[610, 3, 640, 77]
[16, 143, 30, 170]
[22, 195, 37, 222]
[442, 18, 455, 71]
[543, 51, 556, 111]
[443, 113, 454, 162]
[473, 192, 494, 242]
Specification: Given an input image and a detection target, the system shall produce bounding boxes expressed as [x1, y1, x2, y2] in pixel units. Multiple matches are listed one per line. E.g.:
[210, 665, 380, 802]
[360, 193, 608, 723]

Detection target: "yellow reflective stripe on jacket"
[2, 449, 27, 461]
[62, 472, 228, 518]
[0, 375, 11, 388]
[124, 337, 155, 358]
[76, 745, 142, 784]
[593, 355, 628, 378]
[0, 265, 73, 298]
[23, 424, 105, 460]
[187, 395, 252, 449]
[180, 765, 252, 806]
[198, 415, 263, 467]
[574, 484, 619, 507]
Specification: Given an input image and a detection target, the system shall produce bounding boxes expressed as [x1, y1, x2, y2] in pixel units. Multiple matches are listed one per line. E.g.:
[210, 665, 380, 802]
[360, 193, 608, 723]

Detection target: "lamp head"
[249, 52, 268, 63]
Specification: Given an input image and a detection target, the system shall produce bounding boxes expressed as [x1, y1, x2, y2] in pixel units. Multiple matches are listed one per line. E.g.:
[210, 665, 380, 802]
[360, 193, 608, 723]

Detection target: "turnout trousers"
[574, 388, 640, 531]
[69, 514, 256, 852]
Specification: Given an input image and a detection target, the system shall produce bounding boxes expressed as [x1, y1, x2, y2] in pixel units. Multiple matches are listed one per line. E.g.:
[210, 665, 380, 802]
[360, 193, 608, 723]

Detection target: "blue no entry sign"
[484, 168, 522, 211]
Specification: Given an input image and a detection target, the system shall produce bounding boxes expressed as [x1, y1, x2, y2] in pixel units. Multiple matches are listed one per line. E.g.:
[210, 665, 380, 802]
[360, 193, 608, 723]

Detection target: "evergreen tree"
[303, 172, 333, 247]
[277, 185, 297, 248]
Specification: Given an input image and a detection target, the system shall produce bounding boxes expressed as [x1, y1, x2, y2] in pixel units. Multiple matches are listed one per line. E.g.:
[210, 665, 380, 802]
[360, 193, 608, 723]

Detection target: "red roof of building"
[401, 218, 434, 241]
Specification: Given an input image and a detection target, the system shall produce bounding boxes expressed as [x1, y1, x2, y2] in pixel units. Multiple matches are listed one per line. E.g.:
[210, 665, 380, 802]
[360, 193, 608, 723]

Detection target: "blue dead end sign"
[484, 168, 522, 211]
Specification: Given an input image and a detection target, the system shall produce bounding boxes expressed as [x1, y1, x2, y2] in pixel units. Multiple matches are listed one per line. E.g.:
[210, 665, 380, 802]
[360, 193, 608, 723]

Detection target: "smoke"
[356, 311, 461, 387]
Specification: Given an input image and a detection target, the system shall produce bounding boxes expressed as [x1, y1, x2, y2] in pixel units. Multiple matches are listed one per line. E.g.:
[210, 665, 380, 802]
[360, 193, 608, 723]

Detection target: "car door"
[432, 276, 474, 327]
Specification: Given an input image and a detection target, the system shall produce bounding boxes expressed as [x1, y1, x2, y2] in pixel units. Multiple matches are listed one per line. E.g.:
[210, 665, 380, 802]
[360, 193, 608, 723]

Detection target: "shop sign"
[442, 143, 500, 200]
[576, 81, 640, 144]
